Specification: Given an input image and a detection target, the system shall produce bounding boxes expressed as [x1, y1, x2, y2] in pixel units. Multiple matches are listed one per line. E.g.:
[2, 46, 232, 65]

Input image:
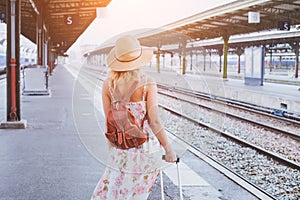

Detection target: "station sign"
[248, 12, 260, 23]
[277, 21, 290, 31]
[64, 14, 78, 26]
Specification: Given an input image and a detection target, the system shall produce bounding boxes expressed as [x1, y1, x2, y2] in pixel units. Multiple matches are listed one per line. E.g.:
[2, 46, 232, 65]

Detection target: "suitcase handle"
[162, 155, 180, 163]
[161, 155, 183, 200]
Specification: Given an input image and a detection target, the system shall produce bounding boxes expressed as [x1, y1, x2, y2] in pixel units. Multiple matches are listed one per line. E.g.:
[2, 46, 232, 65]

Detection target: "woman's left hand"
[164, 145, 177, 162]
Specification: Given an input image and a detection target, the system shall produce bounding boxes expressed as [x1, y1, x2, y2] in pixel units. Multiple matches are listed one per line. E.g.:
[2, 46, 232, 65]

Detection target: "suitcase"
[161, 156, 183, 200]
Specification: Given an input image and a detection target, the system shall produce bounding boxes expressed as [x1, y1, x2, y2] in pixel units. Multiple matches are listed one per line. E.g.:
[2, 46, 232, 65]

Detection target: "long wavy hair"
[108, 69, 142, 89]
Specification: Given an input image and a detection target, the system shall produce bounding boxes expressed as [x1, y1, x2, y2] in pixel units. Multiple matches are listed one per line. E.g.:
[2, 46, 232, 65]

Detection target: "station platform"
[0, 63, 261, 199]
[144, 66, 300, 116]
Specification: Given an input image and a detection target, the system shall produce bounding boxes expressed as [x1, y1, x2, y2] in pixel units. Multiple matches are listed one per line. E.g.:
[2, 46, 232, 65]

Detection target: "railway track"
[161, 108, 299, 199]
[158, 83, 300, 122]
[159, 103, 300, 168]
[156, 86, 300, 200]
[157, 85, 300, 163]
[157, 86, 300, 138]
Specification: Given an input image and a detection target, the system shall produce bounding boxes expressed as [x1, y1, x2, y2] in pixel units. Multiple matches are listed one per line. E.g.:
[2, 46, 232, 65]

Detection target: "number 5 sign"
[65, 14, 78, 26]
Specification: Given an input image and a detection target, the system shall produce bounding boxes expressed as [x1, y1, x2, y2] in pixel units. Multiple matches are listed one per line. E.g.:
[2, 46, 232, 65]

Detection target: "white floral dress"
[91, 91, 163, 200]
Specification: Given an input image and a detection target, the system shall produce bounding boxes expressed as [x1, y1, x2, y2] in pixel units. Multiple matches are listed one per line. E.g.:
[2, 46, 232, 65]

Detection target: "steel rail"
[158, 83, 300, 122]
[159, 104, 300, 171]
[158, 89, 300, 141]
[165, 129, 277, 200]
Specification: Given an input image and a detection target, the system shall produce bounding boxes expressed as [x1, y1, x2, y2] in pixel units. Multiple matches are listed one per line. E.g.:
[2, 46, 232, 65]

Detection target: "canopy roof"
[0, 0, 111, 54]
[138, 0, 300, 47]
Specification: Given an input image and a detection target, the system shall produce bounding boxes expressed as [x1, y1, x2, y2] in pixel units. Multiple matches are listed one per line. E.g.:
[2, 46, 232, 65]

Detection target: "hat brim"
[107, 47, 154, 71]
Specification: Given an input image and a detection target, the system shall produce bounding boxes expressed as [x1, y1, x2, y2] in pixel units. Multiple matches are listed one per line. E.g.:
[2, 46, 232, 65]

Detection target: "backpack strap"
[142, 77, 147, 101]
[114, 81, 138, 102]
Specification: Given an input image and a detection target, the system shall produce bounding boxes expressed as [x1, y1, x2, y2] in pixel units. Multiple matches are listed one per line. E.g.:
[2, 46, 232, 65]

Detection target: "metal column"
[1, 0, 26, 128]
[236, 47, 243, 74]
[156, 47, 160, 73]
[181, 42, 186, 75]
[222, 34, 229, 79]
[36, 3, 44, 65]
[291, 42, 299, 78]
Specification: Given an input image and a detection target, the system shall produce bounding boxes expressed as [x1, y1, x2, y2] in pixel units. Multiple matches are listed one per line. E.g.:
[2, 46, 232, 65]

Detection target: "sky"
[68, 0, 236, 54]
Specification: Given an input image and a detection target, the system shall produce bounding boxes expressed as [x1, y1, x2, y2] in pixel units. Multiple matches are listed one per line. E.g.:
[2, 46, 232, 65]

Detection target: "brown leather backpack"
[105, 81, 147, 149]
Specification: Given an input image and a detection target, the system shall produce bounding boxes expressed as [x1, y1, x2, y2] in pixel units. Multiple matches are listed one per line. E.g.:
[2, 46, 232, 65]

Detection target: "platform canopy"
[0, 0, 111, 55]
[137, 0, 300, 46]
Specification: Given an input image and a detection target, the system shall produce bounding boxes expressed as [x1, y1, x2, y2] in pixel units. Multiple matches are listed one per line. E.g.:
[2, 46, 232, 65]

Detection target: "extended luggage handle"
[161, 155, 183, 200]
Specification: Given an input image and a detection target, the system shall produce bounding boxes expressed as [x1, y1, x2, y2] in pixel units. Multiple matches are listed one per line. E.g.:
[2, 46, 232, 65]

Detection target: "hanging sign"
[248, 12, 260, 23]
[277, 21, 290, 31]
[65, 14, 78, 26]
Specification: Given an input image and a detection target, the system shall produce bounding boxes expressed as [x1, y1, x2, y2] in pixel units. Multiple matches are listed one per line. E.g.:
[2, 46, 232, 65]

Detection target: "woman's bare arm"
[146, 78, 177, 162]
[102, 79, 113, 148]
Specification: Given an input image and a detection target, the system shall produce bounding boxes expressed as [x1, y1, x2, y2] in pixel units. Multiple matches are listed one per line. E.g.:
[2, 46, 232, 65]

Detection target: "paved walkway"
[0, 66, 104, 199]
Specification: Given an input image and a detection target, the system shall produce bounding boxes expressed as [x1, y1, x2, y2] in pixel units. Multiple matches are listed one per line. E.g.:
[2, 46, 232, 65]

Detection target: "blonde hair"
[108, 69, 142, 89]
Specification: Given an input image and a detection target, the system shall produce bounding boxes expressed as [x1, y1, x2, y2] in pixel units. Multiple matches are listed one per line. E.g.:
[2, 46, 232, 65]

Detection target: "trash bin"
[22, 65, 49, 95]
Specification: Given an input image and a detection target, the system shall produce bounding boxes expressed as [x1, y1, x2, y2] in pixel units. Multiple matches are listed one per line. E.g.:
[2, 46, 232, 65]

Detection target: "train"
[224, 54, 299, 70]
[0, 48, 37, 74]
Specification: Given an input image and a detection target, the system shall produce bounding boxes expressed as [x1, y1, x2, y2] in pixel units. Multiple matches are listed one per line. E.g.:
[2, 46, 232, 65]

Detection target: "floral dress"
[91, 84, 163, 200]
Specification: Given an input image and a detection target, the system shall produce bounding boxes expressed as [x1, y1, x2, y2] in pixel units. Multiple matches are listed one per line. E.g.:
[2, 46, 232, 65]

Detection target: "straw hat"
[107, 35, 154, 71]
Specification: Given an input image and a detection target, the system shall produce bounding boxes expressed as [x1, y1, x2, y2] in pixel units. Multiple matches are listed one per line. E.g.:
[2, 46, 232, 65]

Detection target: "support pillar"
[279, 55, 282, 69]
[190, 51, 193, 71]
[222, 34, 230, 79]
[0, 0, 26, 128]
[195, 50, 198, 69]
[48, 52, 55, 75]
[179, 54, 181, 69]
[44, 39, 48, 66]
[209, 51, 212, 69]
[236, 47, 243, 74]
[181, 42, 187, 75]
[162, 54, 165, 69]
[291, 42, 299, 78]
[218, 48, 223, 73]
[156, 48, 160, 73]
[170, 53, 174, 68]
[295, 45, 299, 79]
[48, 41, 56, 75]
[36, 4, 44, 65]
[269, 51, 273, 72]
[203, 49, 207, 72]
[44, 27, 49, 68]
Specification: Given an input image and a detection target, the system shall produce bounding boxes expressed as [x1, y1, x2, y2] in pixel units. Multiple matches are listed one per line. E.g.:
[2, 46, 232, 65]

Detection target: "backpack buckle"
[112, 101, 124, 110]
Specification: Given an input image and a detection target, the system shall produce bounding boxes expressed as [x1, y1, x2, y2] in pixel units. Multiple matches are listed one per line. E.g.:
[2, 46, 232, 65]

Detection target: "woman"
[91, 35, 177, 200]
